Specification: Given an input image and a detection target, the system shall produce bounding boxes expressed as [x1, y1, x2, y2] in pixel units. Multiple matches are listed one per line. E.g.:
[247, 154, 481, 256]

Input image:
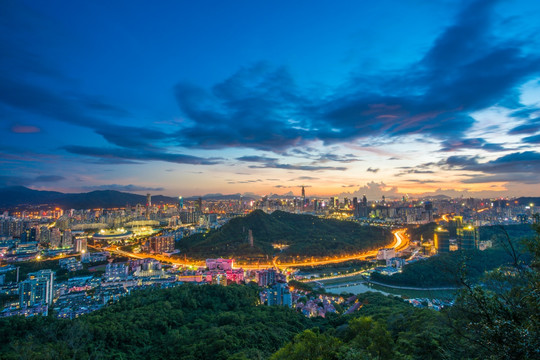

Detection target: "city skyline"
[2, 0, 540, 198]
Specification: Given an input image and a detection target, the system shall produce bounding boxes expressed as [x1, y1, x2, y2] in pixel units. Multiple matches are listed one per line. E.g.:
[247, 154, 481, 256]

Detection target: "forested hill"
[177, 210, 393, 261]
[0, 284, 461, 360]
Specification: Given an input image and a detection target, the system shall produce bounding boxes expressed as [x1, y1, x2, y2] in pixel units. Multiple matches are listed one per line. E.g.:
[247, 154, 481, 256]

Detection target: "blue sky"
[2, 0, 540, 198]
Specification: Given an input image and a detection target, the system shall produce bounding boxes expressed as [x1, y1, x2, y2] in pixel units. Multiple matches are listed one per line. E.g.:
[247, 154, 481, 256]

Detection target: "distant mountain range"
[1, 186, 538, 210]
[0, 187, 255, 209]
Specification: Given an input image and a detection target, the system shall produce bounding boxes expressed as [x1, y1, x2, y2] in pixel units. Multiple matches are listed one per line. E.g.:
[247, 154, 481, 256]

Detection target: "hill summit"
[177, 210, 393, 261]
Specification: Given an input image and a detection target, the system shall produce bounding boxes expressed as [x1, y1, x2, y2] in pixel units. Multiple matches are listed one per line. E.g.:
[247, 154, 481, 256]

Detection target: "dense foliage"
[0, 284, 312, 360]
[407, 222, 438, 242]
[177, 210, 393, 261]
[447, 224, 540, 359]
[372, 224, 536, 288]
[371, 247, 518, 287]
[0, 285, 457, 360]
[272, 292, 455, 360]
[477, 224, 536, 242]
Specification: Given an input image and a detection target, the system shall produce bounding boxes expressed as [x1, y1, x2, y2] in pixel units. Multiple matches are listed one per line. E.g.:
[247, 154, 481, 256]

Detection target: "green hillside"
[177, 210, 393, 261]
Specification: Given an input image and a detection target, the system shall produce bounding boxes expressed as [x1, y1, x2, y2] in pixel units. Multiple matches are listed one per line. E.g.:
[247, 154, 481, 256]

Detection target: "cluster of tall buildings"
[434, 216, 478, 253]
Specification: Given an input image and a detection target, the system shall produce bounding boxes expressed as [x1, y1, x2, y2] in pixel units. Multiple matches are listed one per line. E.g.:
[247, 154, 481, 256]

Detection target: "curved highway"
[100, 228, 410, 270]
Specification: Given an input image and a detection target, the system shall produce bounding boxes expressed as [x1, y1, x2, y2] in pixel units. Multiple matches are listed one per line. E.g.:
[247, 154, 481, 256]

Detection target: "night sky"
[2, 0, 540, 198]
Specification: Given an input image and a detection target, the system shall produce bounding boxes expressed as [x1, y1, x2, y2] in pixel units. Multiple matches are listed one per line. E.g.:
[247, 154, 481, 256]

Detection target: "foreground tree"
[449, 223, 540, 359]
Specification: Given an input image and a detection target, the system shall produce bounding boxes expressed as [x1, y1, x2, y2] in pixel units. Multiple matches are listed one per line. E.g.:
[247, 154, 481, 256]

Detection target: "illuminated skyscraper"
[434, 227, 450, 253]
[19, 269, 55, 307]
[458, 225, 477, 251]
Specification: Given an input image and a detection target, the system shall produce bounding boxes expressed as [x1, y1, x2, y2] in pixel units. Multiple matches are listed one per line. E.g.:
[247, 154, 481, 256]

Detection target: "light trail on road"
[99, 229, 411, 271]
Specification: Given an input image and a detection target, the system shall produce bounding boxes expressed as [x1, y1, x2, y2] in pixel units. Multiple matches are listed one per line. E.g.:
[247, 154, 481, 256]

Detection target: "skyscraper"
[434, 228, 450, 253]
[458, 225, 477, 251]
[19, 269, 55, 308]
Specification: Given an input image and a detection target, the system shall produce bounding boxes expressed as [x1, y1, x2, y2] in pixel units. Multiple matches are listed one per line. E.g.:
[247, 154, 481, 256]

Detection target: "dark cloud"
[0, 174, 64, 187]
[174, 64, 313, 151]
[439, 151, 540, 183]
[172, 0, 540, 156]
[94, 125, 170, 150]
[290, 176, 319, 181]
[439, 138, 505, 152]
[236, 155, 279, 163]
[236, 154, 347, 171]
[83, 184, 165, 192]
[63, 146, 221, 165]
[170, 0, 540, 154]
[0, 176, 33, 187]
[315, 153, 362, 163]
[367, 167, 379, 173]
[320, 0, 540, 145]
[10, 124, 41, 133]
[522, 134, 540, 144]
[227, 179, 262, 184]
[508, 121, 540, 135]
[461, 173, 539, 184]
[249, 163, 346, 171]
[395, 169, 435, 176]
[405, 179, 441, 184]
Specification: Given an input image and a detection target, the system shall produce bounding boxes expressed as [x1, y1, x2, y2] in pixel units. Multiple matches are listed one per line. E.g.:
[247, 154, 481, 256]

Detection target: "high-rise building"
[458, 225, 477, 251]
[197, 197, 203, 213]
[178, 196, 184, 210]
[75, 238, 88, 253]
[149, 235, 174, 254]
[62, 229, 72, 248]
[267, 283, 292, 307]
[19, 269, 55, 307]
[50, 228, 61, 248]
[434, 228, 450, 253]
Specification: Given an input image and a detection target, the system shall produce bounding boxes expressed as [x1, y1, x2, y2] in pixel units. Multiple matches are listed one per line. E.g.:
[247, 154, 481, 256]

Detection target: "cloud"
[439, 151, 540, 183]
[11, 124, 41, 133]
[236, 155, 279, 163]
[174, 63, 313, 152]
[367, 167, 379, 173]
[82, 184, 165, 192]
[249, 163, 347, 171]
[461, 173, 539, 184]
[395, 169, 435, 177]
[290, 176, 319, 181]
[274, 185, 311, 189]
[522, 134, 540, 144]
[0, 174, 64, 187]
[438, 138, 505, 152]
[236, 154, 347, 171]
[170, 0, 540, 154]
[405, 179, 441, 184]
[227, 179, 263, 184]
[339, 181, 400, 200]
[63, 146, 221, 165]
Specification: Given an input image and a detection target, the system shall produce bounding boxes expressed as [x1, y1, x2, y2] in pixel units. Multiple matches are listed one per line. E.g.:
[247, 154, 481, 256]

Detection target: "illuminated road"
[99, 229, 411, 271]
